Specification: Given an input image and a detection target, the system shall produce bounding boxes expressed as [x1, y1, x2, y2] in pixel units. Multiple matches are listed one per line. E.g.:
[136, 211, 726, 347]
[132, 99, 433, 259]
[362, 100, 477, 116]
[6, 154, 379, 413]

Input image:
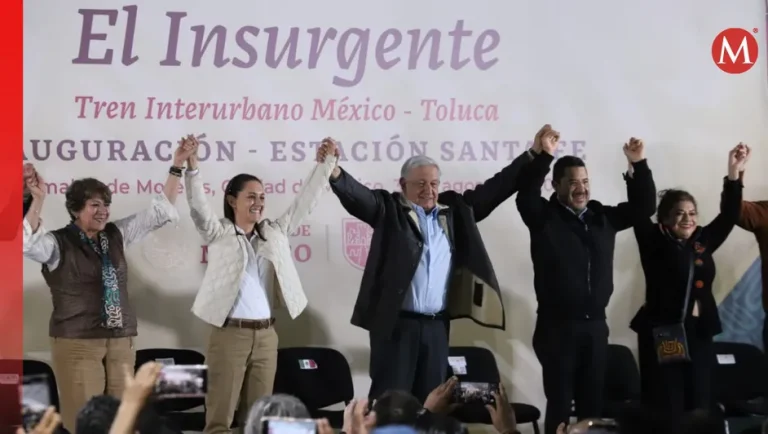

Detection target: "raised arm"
[604, 138, 657, 232]
[21, 172, 61, 268]
[515, 126, 559, 228]
[460, 149, 534, 223]
[274, 138, 338, 234]
[111, 142, 189, 248]
[322, 141, 384, 226]
[703, 144, 747, 251]
[183, 136, 226, 243]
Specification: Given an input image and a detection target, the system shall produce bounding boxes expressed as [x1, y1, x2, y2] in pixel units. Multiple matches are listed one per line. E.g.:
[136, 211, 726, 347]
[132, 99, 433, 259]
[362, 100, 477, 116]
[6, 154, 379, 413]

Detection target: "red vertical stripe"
[0, 0, 24, 430]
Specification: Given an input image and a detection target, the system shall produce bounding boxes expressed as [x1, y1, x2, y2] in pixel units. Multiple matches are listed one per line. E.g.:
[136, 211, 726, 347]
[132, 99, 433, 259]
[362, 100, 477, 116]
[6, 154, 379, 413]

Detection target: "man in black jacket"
[318, 129, 541, 402]
[515, 128, 656, 434]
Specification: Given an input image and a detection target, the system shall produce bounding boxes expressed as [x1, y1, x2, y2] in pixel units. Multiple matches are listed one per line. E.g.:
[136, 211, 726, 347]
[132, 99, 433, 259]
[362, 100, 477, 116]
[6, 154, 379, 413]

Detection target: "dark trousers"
[368, 315, 449, 404]
[637, 320, 714, 415]
[533, 318, 609, 434]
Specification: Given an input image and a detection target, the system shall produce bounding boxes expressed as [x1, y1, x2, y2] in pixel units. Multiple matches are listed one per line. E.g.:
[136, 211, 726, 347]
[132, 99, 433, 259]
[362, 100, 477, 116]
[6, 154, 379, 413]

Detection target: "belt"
[399, 311, 446, 320]
[223, 317, 275, 330]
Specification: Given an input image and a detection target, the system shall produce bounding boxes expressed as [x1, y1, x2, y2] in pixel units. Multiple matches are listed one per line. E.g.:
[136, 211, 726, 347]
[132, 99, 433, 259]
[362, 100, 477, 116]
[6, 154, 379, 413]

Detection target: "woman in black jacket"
[629, 143, 749, 416]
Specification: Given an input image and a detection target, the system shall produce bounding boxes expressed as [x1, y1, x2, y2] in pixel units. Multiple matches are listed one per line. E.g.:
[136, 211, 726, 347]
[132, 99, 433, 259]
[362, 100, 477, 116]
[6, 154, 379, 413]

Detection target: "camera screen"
[453, 381, 498, 405]
[21, 374, 51, 431]
[262, 417, 317, 434]
[154, 365, 207, 398]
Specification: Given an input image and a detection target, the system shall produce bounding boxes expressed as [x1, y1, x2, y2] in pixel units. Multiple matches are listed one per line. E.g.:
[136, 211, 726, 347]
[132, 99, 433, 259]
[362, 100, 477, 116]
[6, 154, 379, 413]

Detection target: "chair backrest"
[448, 347, 501, 383]
[273, 347, 354, 410]
[135, 348, 206, 413]
[604, 344, 641, 401]
[23, 359, 60, 410]
[712, 342, 768, 402]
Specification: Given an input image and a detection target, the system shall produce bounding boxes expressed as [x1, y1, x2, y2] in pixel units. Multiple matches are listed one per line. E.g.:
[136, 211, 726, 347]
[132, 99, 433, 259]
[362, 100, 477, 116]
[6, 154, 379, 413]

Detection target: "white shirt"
[228, 227, 273, 320]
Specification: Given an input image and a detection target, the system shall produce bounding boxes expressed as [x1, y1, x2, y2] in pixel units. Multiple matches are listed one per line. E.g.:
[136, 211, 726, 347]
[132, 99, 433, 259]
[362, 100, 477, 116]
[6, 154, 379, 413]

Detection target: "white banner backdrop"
[23, 0, 768, 424]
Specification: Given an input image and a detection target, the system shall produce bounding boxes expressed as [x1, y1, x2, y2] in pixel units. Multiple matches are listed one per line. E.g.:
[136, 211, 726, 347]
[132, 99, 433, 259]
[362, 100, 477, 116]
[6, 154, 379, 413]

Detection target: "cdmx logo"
[711, 27, 760, 74]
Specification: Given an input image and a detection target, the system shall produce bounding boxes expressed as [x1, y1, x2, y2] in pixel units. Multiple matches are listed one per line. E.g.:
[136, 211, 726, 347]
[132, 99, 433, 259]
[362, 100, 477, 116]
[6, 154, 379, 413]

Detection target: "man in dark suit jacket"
[317, 129, 541, 402]
[516, 129, 656, 434]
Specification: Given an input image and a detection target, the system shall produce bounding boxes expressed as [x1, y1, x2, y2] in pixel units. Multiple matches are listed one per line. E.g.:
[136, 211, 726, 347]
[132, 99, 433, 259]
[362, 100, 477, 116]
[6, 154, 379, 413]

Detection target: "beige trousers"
[204, 324, 279, 434]
[49, 337, 135, 432]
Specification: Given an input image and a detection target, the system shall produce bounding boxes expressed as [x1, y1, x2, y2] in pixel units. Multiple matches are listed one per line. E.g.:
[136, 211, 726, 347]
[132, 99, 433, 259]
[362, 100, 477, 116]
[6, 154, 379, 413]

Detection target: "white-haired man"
[317, 131, 540, 402]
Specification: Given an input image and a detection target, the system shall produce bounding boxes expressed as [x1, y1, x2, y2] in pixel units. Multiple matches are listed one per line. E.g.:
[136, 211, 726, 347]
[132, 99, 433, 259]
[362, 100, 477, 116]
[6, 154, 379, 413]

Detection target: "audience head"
[223, 173, 267, 237]
[657, 189, 698, 240]
[551, 156, 589, 212]
[75, 394, 121, 434]
[413, 412, 466, 434]
[373, 390, 423, 427]
[65, 178, 112, 231]
[75, 394, 174, 434]
[244, 394, 311, 434]
[399, 155, 441, 211]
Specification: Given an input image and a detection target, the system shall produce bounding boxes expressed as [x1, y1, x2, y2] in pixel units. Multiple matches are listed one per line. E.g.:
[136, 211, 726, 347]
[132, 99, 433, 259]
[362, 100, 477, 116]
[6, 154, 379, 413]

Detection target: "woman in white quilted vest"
[181, 134, 338, 434]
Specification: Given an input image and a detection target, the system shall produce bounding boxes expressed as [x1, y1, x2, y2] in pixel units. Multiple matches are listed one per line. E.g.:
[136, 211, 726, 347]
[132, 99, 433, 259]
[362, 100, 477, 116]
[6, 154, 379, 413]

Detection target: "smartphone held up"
[262, 417, 318, 434]
[154, 364, 208, 399]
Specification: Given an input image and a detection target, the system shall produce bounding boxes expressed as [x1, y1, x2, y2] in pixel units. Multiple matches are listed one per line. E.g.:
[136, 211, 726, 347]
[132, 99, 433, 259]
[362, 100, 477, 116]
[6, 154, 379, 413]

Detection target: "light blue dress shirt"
[401, 204, 452, 314]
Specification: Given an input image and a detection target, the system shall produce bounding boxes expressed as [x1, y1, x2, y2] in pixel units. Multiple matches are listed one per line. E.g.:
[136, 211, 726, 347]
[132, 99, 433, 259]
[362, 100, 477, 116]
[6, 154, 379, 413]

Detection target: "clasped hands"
[315, 137, 340, 162]
[728, 142, 749, 178]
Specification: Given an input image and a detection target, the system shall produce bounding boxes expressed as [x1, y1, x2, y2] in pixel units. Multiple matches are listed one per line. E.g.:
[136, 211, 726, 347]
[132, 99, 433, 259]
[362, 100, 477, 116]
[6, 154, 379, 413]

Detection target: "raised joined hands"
[176, 134, 201, 167]
[23, 163, 45, 201]
[315, 137, 339, 162]
[532, 124, 560, 156]
[729, 142, 750, 175]
[623, 137, 645, 163]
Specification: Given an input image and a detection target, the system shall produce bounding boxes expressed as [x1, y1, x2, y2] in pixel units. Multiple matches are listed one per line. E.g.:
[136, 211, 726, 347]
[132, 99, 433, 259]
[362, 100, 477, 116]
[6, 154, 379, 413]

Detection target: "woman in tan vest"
[21, 140, 195, 432]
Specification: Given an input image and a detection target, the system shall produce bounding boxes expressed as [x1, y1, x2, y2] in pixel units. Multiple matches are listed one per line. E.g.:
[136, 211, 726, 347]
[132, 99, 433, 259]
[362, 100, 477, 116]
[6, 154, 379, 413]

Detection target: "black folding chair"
[448, 347, 541, 434]
[712, 342, 768, 417]
[273, 347, 355, 428]
[600, 344, 641, 418]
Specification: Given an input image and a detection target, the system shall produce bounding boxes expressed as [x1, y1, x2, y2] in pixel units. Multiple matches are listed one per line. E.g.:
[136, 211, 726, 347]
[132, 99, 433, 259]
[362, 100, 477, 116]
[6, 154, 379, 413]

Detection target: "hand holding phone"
[21, 374, 52, 431]
[452, 381, 499, 405]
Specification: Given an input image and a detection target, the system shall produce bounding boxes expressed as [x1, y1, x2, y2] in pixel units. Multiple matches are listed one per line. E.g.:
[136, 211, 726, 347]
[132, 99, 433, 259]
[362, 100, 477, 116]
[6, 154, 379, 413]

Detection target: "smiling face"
[228, 180, 265, 227]
[75, 195, 111, 233]
[665, 200, 698, 240]
[553, 166, 590, 212]
[401, 165, 440, 212]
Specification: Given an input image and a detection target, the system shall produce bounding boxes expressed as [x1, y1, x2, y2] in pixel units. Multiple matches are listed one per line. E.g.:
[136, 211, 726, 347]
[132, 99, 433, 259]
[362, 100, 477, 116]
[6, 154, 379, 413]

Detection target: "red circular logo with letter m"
[711, 28, 759, 74]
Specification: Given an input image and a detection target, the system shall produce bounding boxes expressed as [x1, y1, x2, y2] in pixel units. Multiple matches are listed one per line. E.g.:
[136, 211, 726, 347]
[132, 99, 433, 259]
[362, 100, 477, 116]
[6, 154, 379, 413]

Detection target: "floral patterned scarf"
[71, 224, 124, 329]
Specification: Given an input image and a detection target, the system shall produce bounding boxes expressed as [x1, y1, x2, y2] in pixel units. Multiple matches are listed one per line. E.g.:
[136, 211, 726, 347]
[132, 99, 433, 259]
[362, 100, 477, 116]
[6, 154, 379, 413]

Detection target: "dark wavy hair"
[656, 189, 697, 224]
[224, 174, 266, 241]
[65, 178, 112, 222]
